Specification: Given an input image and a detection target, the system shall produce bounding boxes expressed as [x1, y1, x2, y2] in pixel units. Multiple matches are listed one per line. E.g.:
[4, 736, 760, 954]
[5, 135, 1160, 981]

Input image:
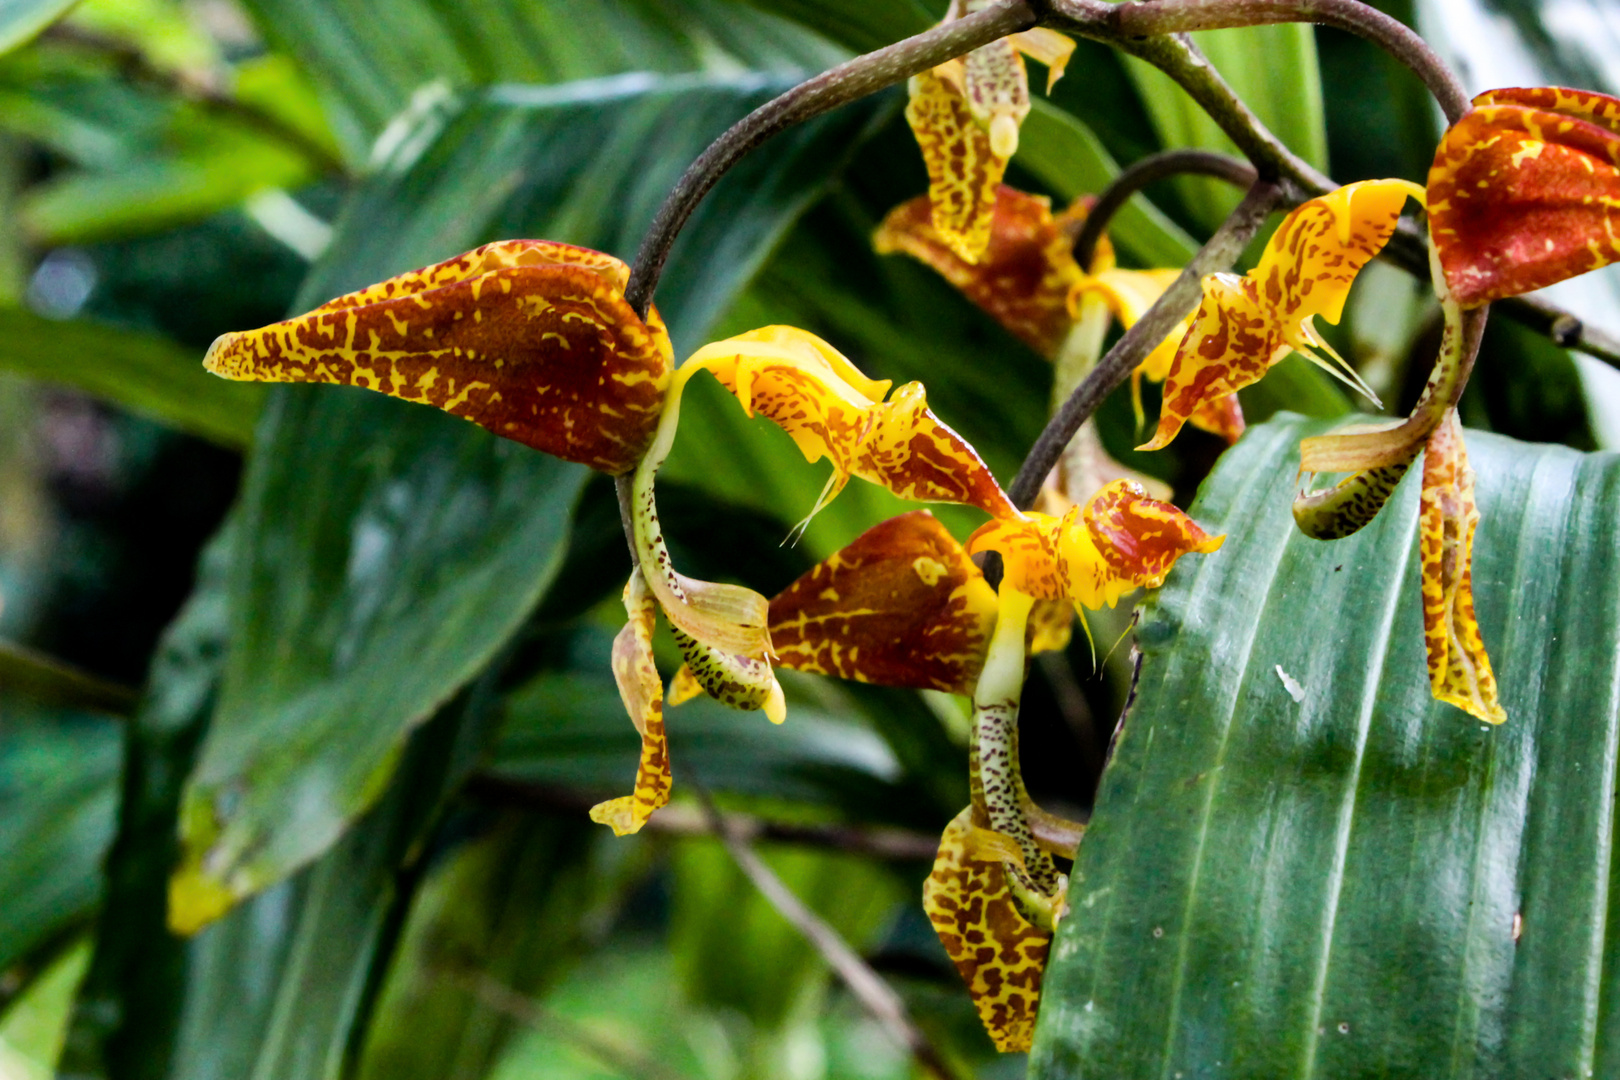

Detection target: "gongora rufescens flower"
[1139, 179, 1422, 452]
[906, 3, 1074, 264]
[204, 240, 672, 474]
[1428, 87, 1620, 307]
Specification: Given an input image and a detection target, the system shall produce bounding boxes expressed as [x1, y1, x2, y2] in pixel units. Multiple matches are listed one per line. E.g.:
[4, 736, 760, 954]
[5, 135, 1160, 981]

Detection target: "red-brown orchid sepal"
[905, 4, 1075, 264]
[1428, 87, 1620, 307]
[203, 240, 673, 474]
[1140, 180, 1424, 453]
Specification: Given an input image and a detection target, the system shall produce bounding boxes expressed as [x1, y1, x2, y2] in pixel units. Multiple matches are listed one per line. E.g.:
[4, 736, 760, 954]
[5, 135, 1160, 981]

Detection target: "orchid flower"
[905, 3, 1074, 263]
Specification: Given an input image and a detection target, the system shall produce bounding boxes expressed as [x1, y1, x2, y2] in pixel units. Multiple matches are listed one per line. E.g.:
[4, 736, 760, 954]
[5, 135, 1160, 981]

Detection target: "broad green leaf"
[0, 0, 77, 56]
[0, 307, 262, 447]
[1032, 415, 1620, 1078]
[62, 520, 232, 1080]
[235, 0, 844, 155]
[176, 387, 585, 913]
[1126, 27, 1327, 230]
[303, 74, 890, 352]
[168, 672, 509, 1080]
[352, 812, 594, 1080]
[1017, 99, 1199, 270]
[0, 699, 121, 974]
[737, 0, 934, 53]
[0, 639, 136, 714]
[0, 936, 91, 1080]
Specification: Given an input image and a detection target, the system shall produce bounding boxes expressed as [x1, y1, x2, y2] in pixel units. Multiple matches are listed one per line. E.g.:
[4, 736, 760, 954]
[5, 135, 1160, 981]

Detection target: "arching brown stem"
[1073, 148, 1257, 270]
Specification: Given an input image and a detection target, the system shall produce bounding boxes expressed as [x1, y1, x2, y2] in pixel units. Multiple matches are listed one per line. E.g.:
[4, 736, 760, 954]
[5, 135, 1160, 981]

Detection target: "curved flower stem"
[1072, 148, 1257, 270]
[622, 0, 1037, 317]
[1009, 179, 1286, 510]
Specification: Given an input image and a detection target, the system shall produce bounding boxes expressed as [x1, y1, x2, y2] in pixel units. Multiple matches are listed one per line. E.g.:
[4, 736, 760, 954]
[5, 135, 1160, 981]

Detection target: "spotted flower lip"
[905, 5, 1074, 264]
[1427, 86, 1620, 307]
[203, 239, 673, 474]
[1139, 178, 1424, 453]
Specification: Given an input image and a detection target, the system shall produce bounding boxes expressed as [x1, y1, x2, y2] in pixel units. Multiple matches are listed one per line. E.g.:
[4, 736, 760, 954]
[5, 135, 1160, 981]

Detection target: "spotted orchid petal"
[1420, 410, 1507, 724]
[923, 806, 1055, 1053]
[766, 510, 998, 695]
[1429, 87, 1620, 307]
[589, 573, 672, 836]
[968, 479, 1224, 611]
[1140, 179, 1424, 452]
[873, 186, 1088, 359]
[682, 326, 1019, 525]
[905, 6, 1074, 264]
[203, 240, 673, 474]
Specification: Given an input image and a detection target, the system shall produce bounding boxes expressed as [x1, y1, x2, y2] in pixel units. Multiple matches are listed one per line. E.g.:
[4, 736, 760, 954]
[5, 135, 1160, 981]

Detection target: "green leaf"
[176, 387, 586, 914]
[0, 0, 78, 56]
[1016, 99, 1199, 269]
[1031, 415, 1620, 1078]
[0, 935, 91, 1080]
[235, 0, 844, 153]
[0, 307, 262, 446]
[0, 699, 121, 974]
[736, 0, 933, 53]
[1125, 26, 1327, 230]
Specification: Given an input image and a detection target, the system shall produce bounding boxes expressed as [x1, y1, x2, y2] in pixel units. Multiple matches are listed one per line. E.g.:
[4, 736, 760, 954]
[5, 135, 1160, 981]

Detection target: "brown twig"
[623, 0, 1037, 317]
[1073, 148, 1256, 270]
[41, 23, 350, 178]
[1009, 179, 1286, 508]
[464, 775, 940, 861]
[691, 784, 964, 1080]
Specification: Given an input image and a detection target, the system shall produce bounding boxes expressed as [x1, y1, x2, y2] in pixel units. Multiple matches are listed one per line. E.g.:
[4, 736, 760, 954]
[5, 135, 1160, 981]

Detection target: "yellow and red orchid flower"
[203, 240, 672, 474]
[1139, 178, 1421, 454]
[1428, 87, 1620, 307]
[906, 3, 1074, 263]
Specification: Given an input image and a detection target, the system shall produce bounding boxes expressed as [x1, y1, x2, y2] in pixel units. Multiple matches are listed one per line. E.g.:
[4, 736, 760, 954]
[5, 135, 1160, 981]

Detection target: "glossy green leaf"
[738, 0, 933, 53]
[0, 699, 121, 974]
[235, 0, 843, 154]
[1126, 27, 1327, 230]
[0, 307, 262, 446]
[168, 670, 509, 1080]
[0, 0, 77, 55]
[0, 936, 91, 1079]
[176, 387, 585, 911]
[1032, 415, 1620, 1078]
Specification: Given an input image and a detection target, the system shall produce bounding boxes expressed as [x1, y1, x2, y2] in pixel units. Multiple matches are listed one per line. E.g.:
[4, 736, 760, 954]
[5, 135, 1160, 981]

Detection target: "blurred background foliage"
[0, 1, 1614, 1079]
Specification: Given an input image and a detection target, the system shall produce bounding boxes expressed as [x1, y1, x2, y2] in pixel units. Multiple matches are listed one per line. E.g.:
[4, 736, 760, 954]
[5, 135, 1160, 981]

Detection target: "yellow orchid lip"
[203, 239, 673, 474]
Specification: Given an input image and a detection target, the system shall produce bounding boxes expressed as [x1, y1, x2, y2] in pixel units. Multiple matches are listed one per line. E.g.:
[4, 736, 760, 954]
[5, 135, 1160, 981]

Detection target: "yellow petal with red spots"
[683, 326, 1018, 522]
[767, 510, 997, 695]
[203, 240, 672, 474]
[923, 806, 1052, 1053]
[906, 64, 1006, 265]
[1009, 27, 1075, 93]
[961, 35, 1029, 160]
[1428, 86, 1620, 306]
[1419, 410, 1506, 724]
[590, 573, 672, 836]
[1140, 179, 1420, 451]
[873, 186, 1089, 360]
[968, 479, 1223, 610]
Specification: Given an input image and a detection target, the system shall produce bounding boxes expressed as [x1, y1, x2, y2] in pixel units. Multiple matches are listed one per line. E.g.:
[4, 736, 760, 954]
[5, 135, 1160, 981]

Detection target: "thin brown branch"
[41, 24, 350, 178]
[1009, 180, 1287, 508]
[691, 785, 964, 1080]
[623, 0, 1037, 317]
[464, 774, 941, 861]
[1072, 148, 1256, 270]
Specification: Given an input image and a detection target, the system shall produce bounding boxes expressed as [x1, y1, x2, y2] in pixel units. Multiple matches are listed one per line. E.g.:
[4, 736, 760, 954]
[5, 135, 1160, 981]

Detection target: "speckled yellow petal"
[1140, 179, 1419, 452]
[968, 479, 1222, 610]
[768, 510, 997, 695]
[684, 326, 1019, 522]
[1420, 410, 1506, 724]
[923, 806, 1052, 1053]
[906, 64, 1006, 264]
[590, 573, 672, 836]
[1429, 87, 1620, 306]
[874, 186, 1087, 360]
[204, 240, 672, 474]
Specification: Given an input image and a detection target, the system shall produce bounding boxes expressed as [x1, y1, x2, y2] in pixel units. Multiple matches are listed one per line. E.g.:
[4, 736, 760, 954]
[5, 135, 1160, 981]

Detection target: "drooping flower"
[1428, 87, 1620, 307]
[905, 3, 1074, 263]
[204, 239, 672, 474]
[1138, 178, 1423, 452]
